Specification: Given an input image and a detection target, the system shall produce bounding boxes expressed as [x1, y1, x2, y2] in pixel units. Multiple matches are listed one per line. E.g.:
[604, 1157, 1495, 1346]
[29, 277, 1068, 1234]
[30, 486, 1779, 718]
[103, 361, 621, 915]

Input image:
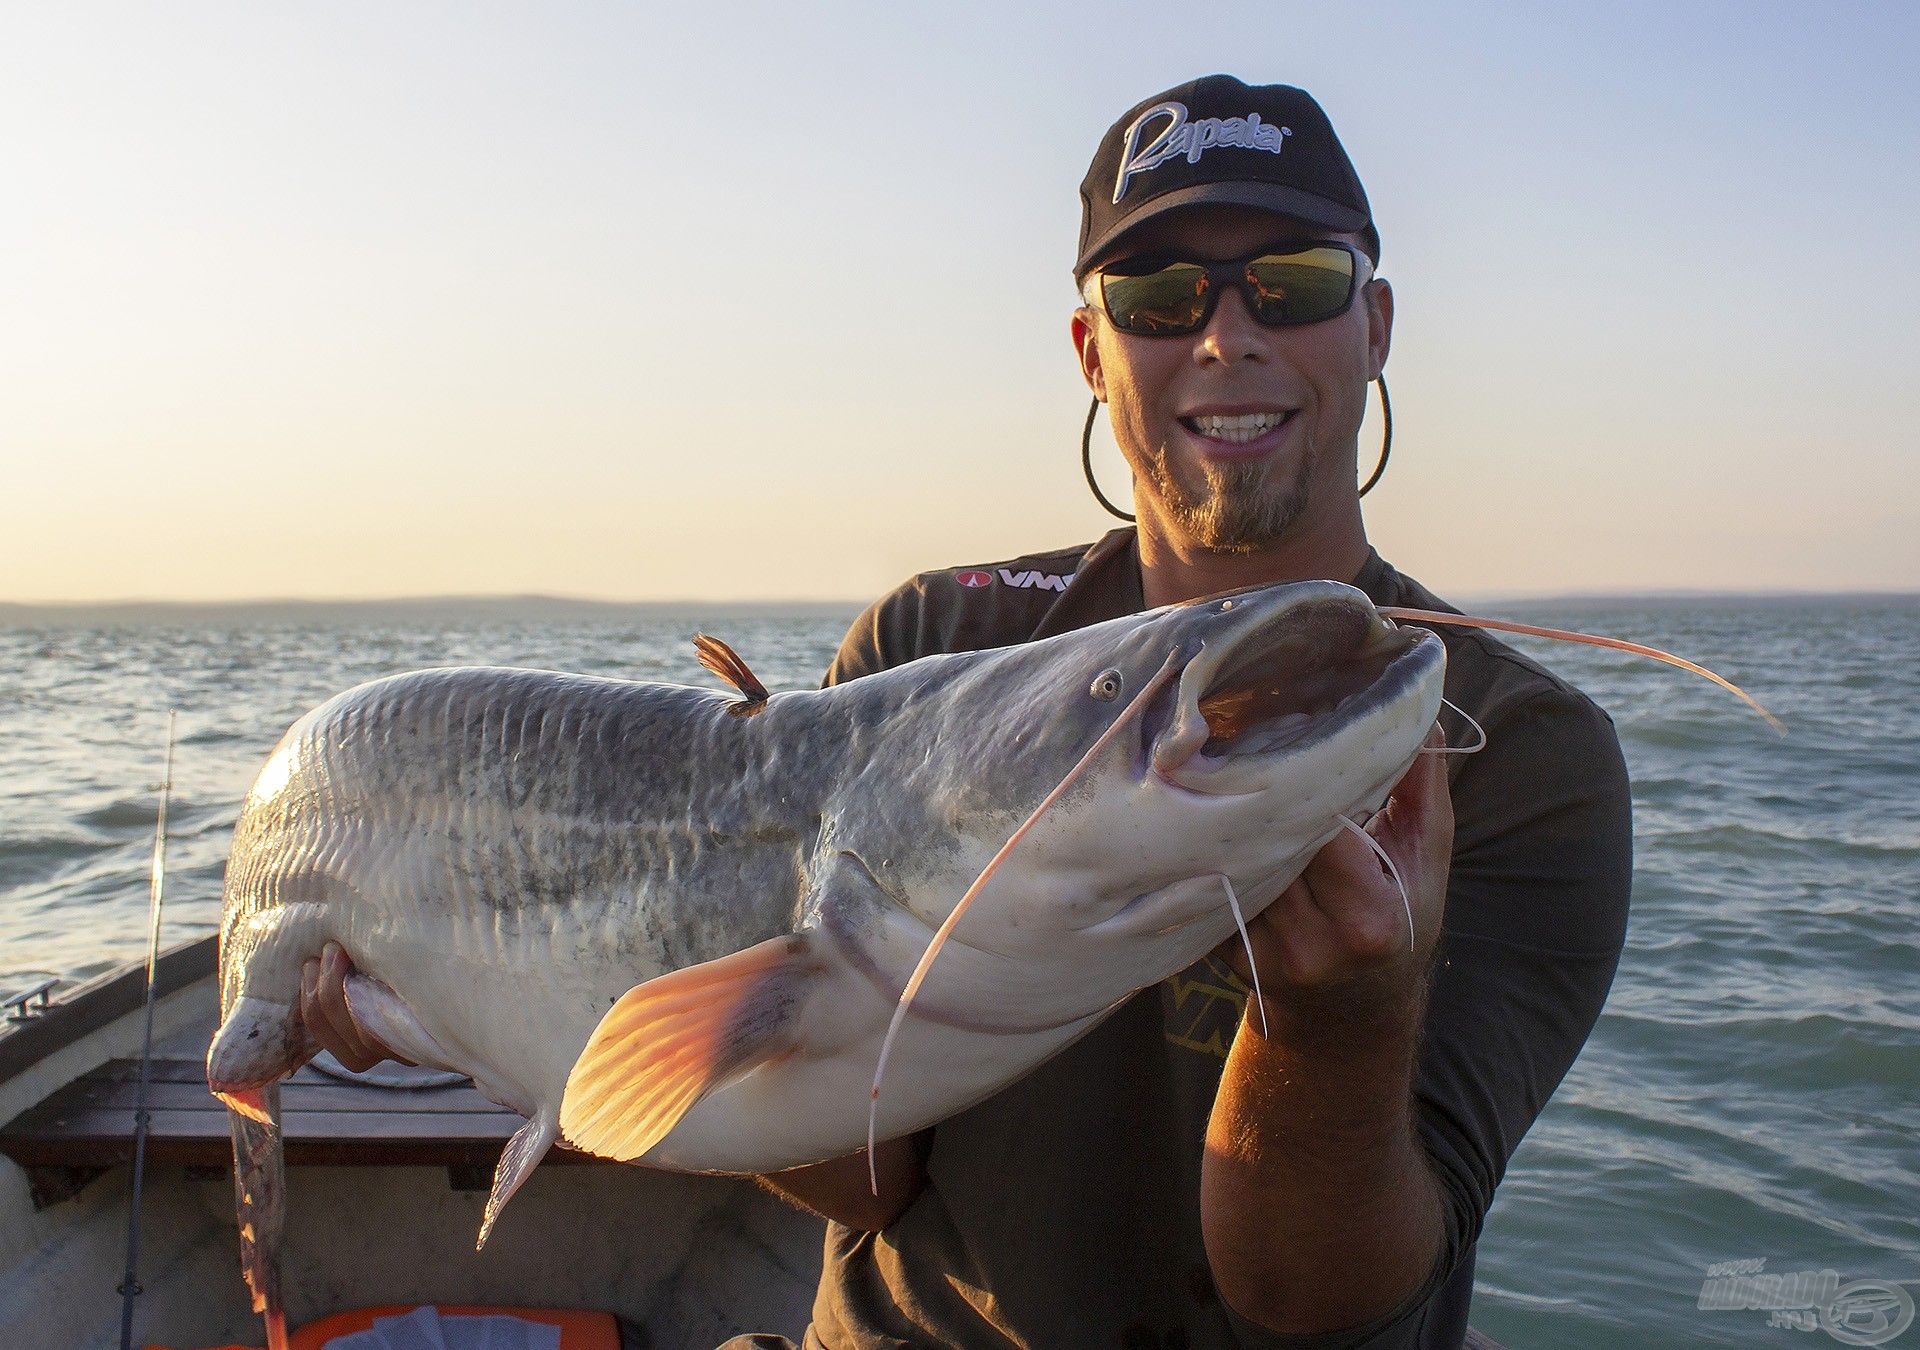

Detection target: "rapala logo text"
[1113, 101, 1290, 203]
[999, 568, 1074, 592]
[953, 570, 994, 588]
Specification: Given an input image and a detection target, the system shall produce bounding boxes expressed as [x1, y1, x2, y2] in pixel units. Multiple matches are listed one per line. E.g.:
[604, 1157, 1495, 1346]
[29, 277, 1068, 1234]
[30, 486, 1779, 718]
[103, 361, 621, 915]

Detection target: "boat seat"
[0, 1055, 606, 1170]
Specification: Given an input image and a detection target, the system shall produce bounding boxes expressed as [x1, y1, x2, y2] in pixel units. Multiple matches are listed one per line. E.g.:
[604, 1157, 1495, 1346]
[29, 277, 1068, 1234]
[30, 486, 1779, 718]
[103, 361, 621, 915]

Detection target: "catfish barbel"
[209, 580, 1447, 1347]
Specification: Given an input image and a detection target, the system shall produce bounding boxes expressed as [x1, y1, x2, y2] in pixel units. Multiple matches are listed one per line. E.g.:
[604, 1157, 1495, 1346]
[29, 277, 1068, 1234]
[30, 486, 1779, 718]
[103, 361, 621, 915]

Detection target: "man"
[306, 76, 1631, 1348]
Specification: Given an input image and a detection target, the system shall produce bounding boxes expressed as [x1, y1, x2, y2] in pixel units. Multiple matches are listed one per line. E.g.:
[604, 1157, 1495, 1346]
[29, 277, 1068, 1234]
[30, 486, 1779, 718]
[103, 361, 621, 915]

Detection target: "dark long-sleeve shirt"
[806, 529, 1633, 1349]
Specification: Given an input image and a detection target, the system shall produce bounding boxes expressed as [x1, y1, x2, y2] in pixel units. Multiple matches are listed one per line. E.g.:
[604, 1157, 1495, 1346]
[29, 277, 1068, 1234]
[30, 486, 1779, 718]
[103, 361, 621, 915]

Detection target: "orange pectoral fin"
[559, 933, 822, 1163]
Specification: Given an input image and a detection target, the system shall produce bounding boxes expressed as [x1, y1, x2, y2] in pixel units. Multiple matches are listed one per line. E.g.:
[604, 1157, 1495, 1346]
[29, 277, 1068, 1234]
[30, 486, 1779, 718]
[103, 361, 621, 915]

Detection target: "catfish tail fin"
[230, 1083, 289, 1350]
[211, 988, 307, 1350]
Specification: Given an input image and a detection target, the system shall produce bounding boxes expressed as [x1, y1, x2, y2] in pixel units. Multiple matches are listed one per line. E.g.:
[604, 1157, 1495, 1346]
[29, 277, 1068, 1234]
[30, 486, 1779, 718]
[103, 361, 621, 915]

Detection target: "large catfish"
[208, 580, 1445, 1346]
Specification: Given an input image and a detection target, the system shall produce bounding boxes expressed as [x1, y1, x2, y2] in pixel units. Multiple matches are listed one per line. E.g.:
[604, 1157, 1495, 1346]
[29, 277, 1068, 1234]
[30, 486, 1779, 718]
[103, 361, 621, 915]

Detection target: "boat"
[3, 943, 1510, 1349]
[0, 935, 821, 1348]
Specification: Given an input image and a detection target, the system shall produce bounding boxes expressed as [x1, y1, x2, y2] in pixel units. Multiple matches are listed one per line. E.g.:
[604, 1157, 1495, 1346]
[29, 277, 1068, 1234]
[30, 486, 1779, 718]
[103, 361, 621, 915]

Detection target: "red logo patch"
[954, 570, 994, 588]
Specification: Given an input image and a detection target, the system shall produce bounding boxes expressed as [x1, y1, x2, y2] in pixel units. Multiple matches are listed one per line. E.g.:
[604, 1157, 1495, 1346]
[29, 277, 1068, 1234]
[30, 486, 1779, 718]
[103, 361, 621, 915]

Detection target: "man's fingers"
[314, 942, 385, 1071]
[1298, 829, 1414, 956]
[1386, 724, 1447, 810]
[1302, 821, 1392, 905]
[1367, 725, 1453, 855]
[1242, 874, 1343, 989]
[1218, 726, 1459, 999]
[329, 947, 387, 1071]
[1413, 723, 1450, 798]
[1269, 874, 1350, 985]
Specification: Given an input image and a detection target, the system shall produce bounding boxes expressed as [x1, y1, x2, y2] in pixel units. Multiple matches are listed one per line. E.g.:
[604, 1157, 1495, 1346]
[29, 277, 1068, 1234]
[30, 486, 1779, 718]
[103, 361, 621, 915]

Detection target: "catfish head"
[825, 580, 1445, 1017]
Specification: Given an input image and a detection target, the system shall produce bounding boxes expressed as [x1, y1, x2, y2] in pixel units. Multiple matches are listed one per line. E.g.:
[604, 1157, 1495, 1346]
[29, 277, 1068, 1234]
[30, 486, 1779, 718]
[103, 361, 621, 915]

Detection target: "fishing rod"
[117, 711, 177, 1350]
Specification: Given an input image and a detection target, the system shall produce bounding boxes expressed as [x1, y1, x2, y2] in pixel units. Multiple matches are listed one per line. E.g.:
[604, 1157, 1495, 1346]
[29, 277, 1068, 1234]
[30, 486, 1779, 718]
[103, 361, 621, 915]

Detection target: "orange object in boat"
[148, 1303, 622, 1350]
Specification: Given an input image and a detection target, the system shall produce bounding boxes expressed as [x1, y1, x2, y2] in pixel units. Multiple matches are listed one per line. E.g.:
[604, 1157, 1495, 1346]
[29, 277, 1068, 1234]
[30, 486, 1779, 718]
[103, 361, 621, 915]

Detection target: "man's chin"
[1186, 504, 1307, 553]
[1151, 460, 1312, 553]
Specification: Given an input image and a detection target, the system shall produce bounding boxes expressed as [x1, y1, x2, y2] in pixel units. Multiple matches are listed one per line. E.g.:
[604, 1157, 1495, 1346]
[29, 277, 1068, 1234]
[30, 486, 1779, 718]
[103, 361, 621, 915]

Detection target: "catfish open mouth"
[1197, 602, 1419, 758]
[1145, 593, 1435, 784]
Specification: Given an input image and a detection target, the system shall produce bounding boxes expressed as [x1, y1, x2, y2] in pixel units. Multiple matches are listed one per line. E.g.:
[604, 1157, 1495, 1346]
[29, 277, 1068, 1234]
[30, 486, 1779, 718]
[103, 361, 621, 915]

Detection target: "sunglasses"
[1088, 241, 1369, 337]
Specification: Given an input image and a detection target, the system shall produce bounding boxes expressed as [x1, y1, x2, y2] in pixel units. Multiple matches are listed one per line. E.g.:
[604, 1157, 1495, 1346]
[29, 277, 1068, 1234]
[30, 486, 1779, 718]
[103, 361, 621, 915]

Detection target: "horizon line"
[1, 592, 867, 609]
[4, 584, 1917, 616]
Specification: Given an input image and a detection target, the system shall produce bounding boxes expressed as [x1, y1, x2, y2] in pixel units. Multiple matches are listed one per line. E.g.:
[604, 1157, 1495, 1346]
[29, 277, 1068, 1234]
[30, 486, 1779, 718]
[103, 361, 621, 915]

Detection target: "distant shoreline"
[2, 589, 1914, 629]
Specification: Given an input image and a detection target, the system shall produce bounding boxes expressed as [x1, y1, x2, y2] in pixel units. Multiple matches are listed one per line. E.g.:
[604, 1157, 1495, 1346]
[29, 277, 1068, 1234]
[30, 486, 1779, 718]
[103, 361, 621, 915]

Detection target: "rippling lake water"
[2, 595, 1914, 1346]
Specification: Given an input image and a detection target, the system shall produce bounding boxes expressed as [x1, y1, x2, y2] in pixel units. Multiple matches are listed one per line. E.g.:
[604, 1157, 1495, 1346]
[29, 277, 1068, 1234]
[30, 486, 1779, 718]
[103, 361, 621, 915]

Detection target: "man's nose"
[1194, 286, 1272, 366]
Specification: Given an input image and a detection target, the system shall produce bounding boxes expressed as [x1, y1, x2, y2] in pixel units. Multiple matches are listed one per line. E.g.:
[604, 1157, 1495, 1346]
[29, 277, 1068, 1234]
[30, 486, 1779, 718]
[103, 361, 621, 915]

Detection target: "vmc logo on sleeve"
[950, 568, 1075, 593]
[999, 569, 1074, 593]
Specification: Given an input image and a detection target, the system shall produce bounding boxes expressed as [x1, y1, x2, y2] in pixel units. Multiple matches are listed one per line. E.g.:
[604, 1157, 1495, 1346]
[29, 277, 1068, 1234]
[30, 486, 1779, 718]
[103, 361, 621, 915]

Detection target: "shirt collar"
[1036, 529, 1397, 639]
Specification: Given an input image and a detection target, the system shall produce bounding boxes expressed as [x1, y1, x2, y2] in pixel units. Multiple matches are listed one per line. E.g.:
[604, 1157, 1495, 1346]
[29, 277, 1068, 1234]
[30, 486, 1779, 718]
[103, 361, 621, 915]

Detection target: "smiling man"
[748, 76, 1634, 1348]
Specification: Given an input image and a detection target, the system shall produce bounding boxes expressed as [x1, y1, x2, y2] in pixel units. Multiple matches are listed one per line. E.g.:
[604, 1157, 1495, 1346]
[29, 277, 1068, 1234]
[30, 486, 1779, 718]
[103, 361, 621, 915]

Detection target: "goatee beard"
[1144, 451, 1314, 554]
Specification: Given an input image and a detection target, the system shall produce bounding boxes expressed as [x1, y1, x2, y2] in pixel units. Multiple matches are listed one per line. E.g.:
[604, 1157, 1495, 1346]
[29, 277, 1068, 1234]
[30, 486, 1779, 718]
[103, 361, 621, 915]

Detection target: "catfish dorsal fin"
[560, 933, 821, 1163]
[693, 633, 771, 705]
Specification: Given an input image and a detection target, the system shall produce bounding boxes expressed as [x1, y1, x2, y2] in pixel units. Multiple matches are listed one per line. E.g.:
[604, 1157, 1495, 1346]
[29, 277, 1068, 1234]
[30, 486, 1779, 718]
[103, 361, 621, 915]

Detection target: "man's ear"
[1071, 307, 1108, 402]
[1364, 278, 1394, 381]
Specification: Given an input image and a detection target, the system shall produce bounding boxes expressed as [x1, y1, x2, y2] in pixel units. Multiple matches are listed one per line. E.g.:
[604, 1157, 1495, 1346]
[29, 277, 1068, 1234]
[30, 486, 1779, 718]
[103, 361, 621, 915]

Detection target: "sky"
[4, 2, 1917, 603]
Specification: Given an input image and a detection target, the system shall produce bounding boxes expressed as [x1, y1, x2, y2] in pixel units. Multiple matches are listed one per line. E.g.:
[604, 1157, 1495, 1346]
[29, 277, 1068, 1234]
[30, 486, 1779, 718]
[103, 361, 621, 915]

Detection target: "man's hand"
[1212, 725, 1452, 1009]
[298, 941, 411, 1070]
[1201, 725, 1454, 1335]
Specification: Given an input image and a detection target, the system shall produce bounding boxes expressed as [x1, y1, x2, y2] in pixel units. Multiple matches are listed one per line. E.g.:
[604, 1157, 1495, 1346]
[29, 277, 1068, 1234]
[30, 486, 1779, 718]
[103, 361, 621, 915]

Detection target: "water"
[1, 597, 1915, 1346]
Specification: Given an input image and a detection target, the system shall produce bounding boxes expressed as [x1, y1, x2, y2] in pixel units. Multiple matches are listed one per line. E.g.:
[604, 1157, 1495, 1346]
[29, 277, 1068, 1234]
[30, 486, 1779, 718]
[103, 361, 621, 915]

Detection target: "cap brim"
[1075, 182, 1370, 277]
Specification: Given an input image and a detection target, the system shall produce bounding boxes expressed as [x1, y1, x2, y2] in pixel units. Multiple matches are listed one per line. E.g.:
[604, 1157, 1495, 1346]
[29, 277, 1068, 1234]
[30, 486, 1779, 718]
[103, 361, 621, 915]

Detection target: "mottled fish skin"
[209, 580, 1446, 1332]
[217, 652, 1117, 1092]
[222, 645, 1125, 984]
[223, 673, 821, 974]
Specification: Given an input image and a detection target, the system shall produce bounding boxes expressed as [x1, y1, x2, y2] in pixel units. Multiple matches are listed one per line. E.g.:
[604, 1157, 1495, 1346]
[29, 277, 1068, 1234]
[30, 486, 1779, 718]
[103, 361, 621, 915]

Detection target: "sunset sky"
[4, 2, 1916, 603]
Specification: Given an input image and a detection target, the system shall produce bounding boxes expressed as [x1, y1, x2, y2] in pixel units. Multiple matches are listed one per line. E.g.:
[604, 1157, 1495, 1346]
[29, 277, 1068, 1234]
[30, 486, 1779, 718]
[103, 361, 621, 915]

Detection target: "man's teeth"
[1187, 411, 1291, 443]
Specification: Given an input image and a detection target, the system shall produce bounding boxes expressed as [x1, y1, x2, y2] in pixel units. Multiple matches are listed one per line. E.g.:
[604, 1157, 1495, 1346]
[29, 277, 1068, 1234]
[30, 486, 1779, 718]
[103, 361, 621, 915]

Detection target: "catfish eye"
[1090, 668, 1124, 701]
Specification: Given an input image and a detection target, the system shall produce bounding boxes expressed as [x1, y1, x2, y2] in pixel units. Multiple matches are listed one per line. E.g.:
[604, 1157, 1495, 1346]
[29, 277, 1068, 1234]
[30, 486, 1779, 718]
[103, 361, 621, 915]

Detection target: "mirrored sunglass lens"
[1244, 248, 1355, 324]
[1102, 264, 1210, 334]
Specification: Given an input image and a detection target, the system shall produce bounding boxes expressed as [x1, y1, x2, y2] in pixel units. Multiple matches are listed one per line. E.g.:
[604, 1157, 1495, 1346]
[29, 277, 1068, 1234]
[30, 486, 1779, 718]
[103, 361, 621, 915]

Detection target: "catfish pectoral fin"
[560, 933, 825, 1163]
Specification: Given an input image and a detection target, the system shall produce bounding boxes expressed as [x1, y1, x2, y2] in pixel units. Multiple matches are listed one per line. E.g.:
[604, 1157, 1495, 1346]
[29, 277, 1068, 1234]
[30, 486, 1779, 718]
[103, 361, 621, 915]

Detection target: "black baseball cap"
[1075, 75, 1377, 279]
